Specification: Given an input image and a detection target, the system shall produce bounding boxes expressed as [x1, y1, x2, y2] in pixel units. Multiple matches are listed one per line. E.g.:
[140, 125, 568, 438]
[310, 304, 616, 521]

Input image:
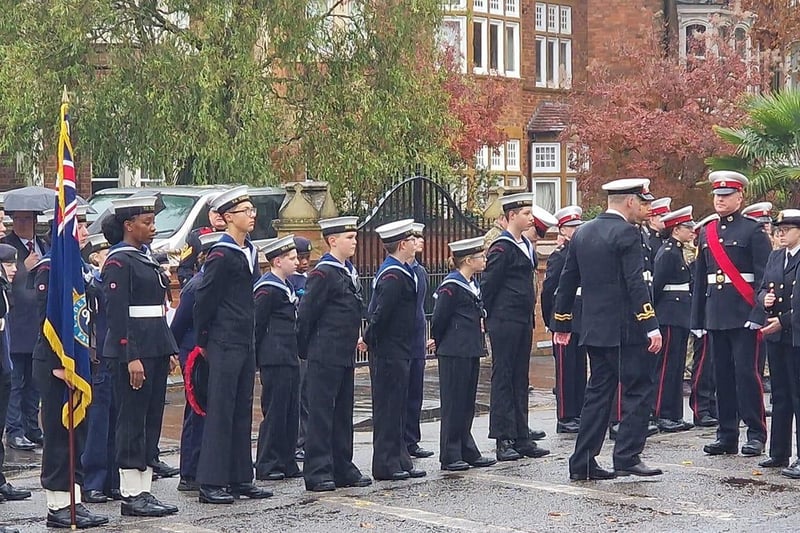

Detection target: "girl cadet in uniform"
[431, 237, 497, 472]
[101, 196, 179, 518]
[253, 235, 303, 481]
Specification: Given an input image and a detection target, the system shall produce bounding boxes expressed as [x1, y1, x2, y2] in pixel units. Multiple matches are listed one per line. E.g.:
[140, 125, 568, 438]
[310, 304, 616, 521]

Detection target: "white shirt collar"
[605, 208, 627, 220]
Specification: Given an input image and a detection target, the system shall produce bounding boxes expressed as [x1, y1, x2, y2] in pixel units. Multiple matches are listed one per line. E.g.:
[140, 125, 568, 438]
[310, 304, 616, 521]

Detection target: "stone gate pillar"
[272, 180, 338, 261]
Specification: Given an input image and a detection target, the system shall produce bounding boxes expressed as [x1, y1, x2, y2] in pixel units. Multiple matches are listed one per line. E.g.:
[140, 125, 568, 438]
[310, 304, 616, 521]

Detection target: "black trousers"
[0, 368, 9, 486]
[404, 357, 426, 451]
[113, 357, 169, 472]
[196, 340, 255, 487]
[689, 333, 717, 420]
[653, 325, 690, 421]
[178, 349, 203, 480]
[34, 360, 88, 491]
[7, 352, 41, 440]
[569, 344, 652, 474]
[487, 319, 532, 441]
[296, 358, 309, 450]
[710, 329, 767, 444]
[255, 365, 301, 478]
[553, 333, 587, 422]
[82, 360, 119, 493]
[303, 362, 361, 488]
[438, 356, 481, 465]
[765, 342, 800, 459]
[370, 357, 413, 479]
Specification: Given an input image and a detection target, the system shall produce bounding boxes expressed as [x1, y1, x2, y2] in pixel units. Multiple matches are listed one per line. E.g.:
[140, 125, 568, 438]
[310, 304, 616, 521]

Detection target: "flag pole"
[61, 85, 78, 530]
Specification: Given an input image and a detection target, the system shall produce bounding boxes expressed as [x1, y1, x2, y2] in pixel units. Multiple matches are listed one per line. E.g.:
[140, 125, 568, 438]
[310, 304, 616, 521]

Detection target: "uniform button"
[733, 241, 737, 245]
[717, 269, 723, 274]
[717, 285, 723, 290]
[719, 238, 724, 243]
[675, 297, 680, 301]
[779, 297, 783, 302]
[780, 284, 784, 289]
[727, 215, 734, 222]
[721, 225, 726, 230]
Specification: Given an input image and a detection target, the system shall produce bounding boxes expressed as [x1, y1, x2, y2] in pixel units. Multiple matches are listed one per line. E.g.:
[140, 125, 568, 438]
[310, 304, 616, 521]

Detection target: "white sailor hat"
[411, 223, 425, 237]
[694, 213, 720, 234]
[375, 219, 415, 243]
[110, 196, 160, 219]
[319, 216, 359, 236]
[649, 197, 672, 216]
[601, 178, 655, 201]
[500, 192, 535, 212]
[553, 205, 584, 228]
[258, 235, 297, 260]
[774, 209, 800, 227]
[448, 236, 485, 258]
[211, 186, 250, 214]
[532, 205, 558, 238]
[662, 206, 694, 229]
[742, 202, 773, 223]
[81, 233, 110, 261]
[38, 209, 54, 225]
[198, 231, 223, 251]
[709, 171, 748, 195]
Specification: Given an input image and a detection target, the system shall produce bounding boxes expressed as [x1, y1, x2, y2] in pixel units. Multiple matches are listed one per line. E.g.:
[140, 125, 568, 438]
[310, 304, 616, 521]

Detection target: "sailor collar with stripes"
[106, 243, 169, 288]
[209, 233, 258, 274]
[494, 230, 535, 265]
[254, 272, 298, 304]
[372, 255, 418, 291]
[435, 271, 480, 299]
[316, 252, 360, 287]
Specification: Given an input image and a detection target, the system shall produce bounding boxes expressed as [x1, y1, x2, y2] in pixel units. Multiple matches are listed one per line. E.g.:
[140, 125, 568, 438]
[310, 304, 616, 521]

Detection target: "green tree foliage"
[0, 1, 467, 210]
[707, 90, 800, 206]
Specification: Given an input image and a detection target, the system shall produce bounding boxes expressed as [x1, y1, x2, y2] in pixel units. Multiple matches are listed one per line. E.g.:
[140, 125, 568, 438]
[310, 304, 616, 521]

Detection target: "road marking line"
[474, 472, 735, 521]
[323, 496, 532, 532]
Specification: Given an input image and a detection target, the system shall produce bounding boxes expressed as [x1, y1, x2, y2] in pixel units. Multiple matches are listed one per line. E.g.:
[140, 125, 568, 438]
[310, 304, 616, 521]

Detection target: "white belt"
[706, 273, 755, 284]
[128, 305, 166, 318]
[575, 287, 582, 296]
[662, 283, 690, 292]
[643, 271, 653, 282]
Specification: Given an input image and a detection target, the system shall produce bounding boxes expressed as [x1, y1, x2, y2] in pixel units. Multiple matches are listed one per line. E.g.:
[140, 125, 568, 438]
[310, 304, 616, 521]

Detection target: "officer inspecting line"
[3, 171, 800, 530]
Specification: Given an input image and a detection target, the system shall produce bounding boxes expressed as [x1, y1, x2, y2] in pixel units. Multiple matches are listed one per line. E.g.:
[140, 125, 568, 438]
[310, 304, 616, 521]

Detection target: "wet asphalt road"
[1, 361, 797, 532]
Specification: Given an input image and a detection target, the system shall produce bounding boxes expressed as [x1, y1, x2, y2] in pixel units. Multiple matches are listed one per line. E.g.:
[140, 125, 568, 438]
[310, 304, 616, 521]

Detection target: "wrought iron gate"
[352, 170, 489, 364]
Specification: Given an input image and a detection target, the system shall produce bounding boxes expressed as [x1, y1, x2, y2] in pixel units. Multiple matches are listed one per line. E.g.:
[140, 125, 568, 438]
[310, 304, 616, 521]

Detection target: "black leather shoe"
[198, 486, 235, 504]
[106, 489, 123, 501]
[229, 483, 272, 499]
[570, 467, 617, 481]
[336, 475, 372, 488]
[307, 481, 336, 492]
[781, 460, 800, 479]
[646, 423, 659, 437]
[496, 440, 522, 461]
[47, 504, 108, 528]
[121, 492, 173, 516]
[528, 428, 546, 441]
[704, 440, 738, 455]
[409, 446, 435, 458]
[81, 489, 108, 503]
[0, 482, 31, 501]
[7, 436, 35, 451]
[407, 468, 427, 478]
[614, 462, 663, 477]
[514, 440, 550, 458]
[377, 471, 411, 481]
[468, 456, 497, 468]
[144, 493, 178, 514]
[177, 477, 199, 491]
[286, 470, 304, 479]
[556, 420, 580, 434]
[759, 457, 789, 468]
[256, 472, 285, 481]
[294, 449, 305, 462]
[150, 460, 180, 479]
[441, 461, 470, 471]
[694, 415, 719, 427]
[24, 432, 44, 446]
[741, 440, 765, 456]
[656, 418, 693, 432]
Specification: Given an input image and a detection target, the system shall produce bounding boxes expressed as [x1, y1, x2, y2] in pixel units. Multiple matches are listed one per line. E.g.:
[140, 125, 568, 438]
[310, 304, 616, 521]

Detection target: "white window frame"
[536, 36, 546, 87]
[560, 6, 571, 35]
[440, 16, 468, 73]
[488, 20, 504, 73]
[442, 0, 466, 10]
[505, 175, 522, 187]
[475, 146, 489, 170]
[547, 4, 559, 33]
[472, 18, 488, 74]
[566, 142, 589, 173]
[504, 22, 520, 77]
[473, 0, 487, 13]
[565, 178, 578, 206]
[505, 0, 519, 18]
[546, 37, 560, 88]
[490, 144, 505, 171]
[534, 178, 560, 212]
[558, 38, 572, 89]
[489, 0, 503, 16]
[535, 3, 546, 31]
[506, 140, 520, 171]
[532, 142, 561, 173]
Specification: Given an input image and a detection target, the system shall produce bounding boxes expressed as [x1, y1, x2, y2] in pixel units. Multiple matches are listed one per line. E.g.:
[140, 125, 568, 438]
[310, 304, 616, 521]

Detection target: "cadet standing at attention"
[691, 171, 771, 458]
[193, 186, 272, 504]
[432, 237, 496, 471]
[297, 217, 372, 492]
[253, 236, 302, 481]
[482, 193, 550, 462]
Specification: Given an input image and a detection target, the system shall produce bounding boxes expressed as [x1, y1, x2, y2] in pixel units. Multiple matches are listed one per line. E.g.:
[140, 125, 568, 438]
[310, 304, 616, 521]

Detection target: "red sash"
[705, 220, 755, 307]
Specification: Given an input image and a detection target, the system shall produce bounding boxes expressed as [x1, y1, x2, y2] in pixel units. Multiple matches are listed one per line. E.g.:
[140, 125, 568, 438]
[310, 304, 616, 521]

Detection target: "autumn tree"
[563, 17, 766, 210]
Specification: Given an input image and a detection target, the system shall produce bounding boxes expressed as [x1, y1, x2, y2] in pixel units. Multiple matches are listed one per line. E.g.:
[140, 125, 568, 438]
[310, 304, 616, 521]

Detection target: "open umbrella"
[3, 186, 55, 213]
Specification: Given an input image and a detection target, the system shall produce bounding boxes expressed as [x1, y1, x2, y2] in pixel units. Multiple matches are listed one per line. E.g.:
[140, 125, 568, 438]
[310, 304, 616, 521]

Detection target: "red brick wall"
[0, 153, 92, 199]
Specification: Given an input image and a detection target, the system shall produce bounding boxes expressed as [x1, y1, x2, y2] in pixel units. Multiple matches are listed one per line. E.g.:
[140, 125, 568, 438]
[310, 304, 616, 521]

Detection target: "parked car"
[87, 185, 286, 257]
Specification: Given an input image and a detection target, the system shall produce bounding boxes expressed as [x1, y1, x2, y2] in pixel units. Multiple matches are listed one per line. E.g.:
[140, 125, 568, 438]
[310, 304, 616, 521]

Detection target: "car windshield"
[88, 194, 129, 222]
[153, 195, 197, 236]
